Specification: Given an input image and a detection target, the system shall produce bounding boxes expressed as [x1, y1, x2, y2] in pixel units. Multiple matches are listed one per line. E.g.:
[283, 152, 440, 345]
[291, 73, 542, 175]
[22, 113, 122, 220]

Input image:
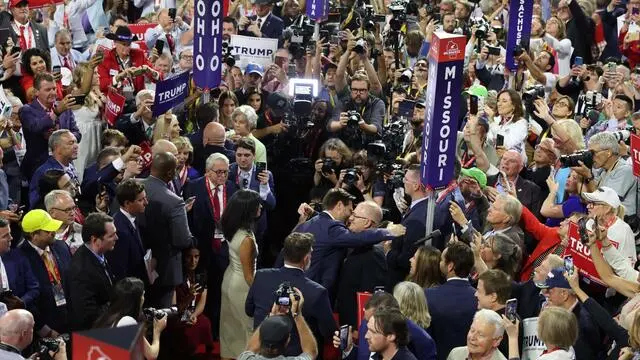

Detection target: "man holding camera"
[238, 0, 284, 40]
[242, 286, 318, 360]
[0, 309, 67, 360]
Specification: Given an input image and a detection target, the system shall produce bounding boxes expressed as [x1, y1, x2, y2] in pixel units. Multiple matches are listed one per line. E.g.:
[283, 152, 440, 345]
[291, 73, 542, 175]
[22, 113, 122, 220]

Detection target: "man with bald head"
[0, 309, 67, 359]
[150, 139, 185, 195]
[139, 152, 193, 307]
[194, 122, 236, 174]
[337, 201, 388, 328]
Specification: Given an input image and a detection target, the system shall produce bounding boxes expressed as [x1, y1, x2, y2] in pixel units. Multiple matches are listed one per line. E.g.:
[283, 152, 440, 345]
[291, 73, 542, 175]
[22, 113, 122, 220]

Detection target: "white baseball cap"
[582, 186, 621, 209]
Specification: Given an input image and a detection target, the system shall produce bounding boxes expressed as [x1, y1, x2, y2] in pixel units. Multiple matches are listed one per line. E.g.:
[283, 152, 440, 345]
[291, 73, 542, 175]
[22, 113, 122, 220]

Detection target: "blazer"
[1, 249, 39, 309]
[245, 267, 336, 356]
[116, 114, 151, 146]
[28, 156, 79, 208]
[138, 176, 193, 287]
[572, 301, 605, 360]
[487, 175, 542, 220]
[241, 13, 284, 40]
[387, 198, 427, 289]
[80, 161, 120, 212]
[68, 245, 114, 330]
[18, 241, 72, 333]
[0, 13, 49, 51]
[106, 210, 147, 283]
[20, 101, 79, 180]
[426, 279, 478, 360]
[228, 163, 276, 238]
[97, 47, 156, 94]
[350, 318, 436, 360]
[293, 212, 394, 297]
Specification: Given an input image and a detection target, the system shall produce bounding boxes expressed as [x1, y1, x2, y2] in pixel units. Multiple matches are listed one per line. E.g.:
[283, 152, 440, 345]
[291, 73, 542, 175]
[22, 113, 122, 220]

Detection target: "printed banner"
[128, 23, 158, 43]
[152, 72, 190, 117]
[104, 88, 126, 127]
[356, 292, 372, 327]
[505, 0, 534, 71]
[139, 141, 153, 170]
[0, 86, 12, 119]
[27, 0, 63, 9]
[229, 34, 278, 70]
[193, 0, 224, 89]
[562, 222, 613, 286]
[521, 318, 545, 360]
[421, 32, 466, 189]
[306, 0, 328, 22]
[631, 133, 640, 177]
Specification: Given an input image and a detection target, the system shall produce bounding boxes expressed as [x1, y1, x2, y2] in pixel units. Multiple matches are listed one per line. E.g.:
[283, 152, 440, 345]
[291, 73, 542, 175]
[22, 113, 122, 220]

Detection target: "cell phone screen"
[398, 100, 416, 118]
[469, 95, 478, 115]
[496, 134, 505, 147]
[564, 256, 574, 275]
[505, 299, 517, 321]
[339, 325, 349, 350]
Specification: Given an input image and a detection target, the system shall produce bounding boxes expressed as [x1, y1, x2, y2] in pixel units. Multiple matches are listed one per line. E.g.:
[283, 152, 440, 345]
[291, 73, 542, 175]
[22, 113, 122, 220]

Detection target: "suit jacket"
[29, 156, 79, 208]
[192, 144, 236, 175]
[106, 210, 147, 283]
[20, 100, 79, 180]
[0, 13, 49, 51]
[68, 245, 114, 330]
[245, 267, 336, 356]
[97, 47, 157, 94]
[228, 163, 276, 239]
[1, 248, 39, 309]
[573, 301, 605, 360]
[293, 212, 393, 297]
[387, 198, 427, 289]
[116, 114, 151, 146]
[138, 176, 193, 287]
[350, 318, 436, 360]
[80, 162, 119, 212]
[336, 245, 387, 327]
[487, 175, 542, 219]
[426, 279, 478, 360]
[18, 241, 72, 333]
[241, 13, 284, 40]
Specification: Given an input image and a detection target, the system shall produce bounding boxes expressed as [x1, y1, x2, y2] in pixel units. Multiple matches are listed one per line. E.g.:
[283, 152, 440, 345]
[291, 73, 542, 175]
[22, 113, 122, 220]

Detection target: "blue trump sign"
[505, 0, 534, 71]
[421, 32, 466, 189]
[152, 72, 190, 117]
[193, 0, 223, 89]
[306, 0, 328, 22]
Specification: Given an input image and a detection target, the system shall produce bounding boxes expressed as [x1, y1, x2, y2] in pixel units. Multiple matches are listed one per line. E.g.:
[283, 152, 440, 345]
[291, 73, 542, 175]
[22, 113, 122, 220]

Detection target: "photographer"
[515, 50, 558, 97]
[242, 287, 318, 360]
[93, 277, 168, 359]
[313, 139, 353, 194]
[0, 309, 66, 360]
[337, 150, 385, 206]
[555, 64, 604, 116]
[585, 94, 634, 140]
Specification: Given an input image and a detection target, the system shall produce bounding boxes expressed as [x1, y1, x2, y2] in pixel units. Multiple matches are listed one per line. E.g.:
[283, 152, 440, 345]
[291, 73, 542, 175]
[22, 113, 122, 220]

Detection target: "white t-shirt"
[607, 218, 636, 271]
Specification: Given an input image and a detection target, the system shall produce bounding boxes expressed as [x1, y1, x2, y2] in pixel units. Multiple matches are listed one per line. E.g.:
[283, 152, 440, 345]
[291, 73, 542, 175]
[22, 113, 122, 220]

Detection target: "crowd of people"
[0, 0, 640, 358]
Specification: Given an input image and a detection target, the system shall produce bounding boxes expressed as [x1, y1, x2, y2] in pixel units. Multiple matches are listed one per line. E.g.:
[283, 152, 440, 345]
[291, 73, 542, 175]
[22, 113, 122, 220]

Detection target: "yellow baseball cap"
[21, 209, 63, 233]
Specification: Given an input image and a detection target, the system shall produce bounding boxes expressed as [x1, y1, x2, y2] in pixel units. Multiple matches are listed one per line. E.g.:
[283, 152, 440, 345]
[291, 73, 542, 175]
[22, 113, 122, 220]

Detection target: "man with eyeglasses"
[44, 190, 82, 254]
[177, 47, 194, 73]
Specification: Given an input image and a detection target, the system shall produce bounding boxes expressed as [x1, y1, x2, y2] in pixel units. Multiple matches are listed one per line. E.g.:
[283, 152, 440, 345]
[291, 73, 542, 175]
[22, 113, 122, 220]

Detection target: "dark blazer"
[241, 13, 284, 40]
[106, 210, 147, 283]
[18, 241, 72, 333]
[228, 163, 276, 239]
[138, 176, 193, 287]
[350, 318, 435, 360]
[28, 156, 77, 208]
[425, 279, 478, 360]
[116, 115, 150, 146]
[293, 212, 394, 298]
[336, 245, 387, 327]
[487, 175, 542, 219]
[20, 100, 79, 180]
[0, 13, 49, 51]
[245, 266, 336, 356]
[573, 301, 605, 360]
[511, 280, 545, 321]
[387, 199, 427, 289]
[81, 162, 120, 210]
[2, 248, 39, 309]
[68, 245, 114, 330]
[192, 145, 236, 175]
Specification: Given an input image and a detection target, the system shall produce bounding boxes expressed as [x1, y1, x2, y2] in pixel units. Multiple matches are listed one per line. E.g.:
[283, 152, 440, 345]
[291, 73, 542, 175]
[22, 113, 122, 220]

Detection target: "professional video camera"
[388, 0, 408, 31]
[559, 150, 594, 168]
[367, 117, 407, 175]
[386, 167, 406, 191]
[469, 17, 490, 40]
[358, 0, 386, 32]
[274, 282, 299, 306]
[282, 15, 315, 60]
[142, 307, 178, 322]
[221, 41, 239, 67]
[37, 334, 70, 360]
[522, 85, 545, 122]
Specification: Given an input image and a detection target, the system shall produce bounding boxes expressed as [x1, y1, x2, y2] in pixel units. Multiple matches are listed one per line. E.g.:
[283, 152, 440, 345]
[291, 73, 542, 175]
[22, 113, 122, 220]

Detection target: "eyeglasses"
[351, 88, 368, 94]
[181, 55, 194, 60]
[210, 169, 229, 176]
[554, 101, 571, 108]
[52, 205, 77, 213]
[352, 214, 375, 224]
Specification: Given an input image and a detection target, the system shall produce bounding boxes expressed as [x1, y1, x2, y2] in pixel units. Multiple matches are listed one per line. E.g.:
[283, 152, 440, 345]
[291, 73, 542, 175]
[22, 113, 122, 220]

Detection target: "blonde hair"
[553, 119, 586, 150]
[72, 62, 96, 108]
[172, 136, 193, 154]
[538, 307, 578, 349]
[153, 113, 179, 143]
[629, 310, 640, 349]
[393, 281, 432, 329]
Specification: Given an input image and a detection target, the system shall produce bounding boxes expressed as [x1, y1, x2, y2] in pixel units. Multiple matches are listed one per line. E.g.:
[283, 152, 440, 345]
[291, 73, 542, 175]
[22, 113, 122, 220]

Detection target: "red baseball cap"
[9, 0, 29, 8]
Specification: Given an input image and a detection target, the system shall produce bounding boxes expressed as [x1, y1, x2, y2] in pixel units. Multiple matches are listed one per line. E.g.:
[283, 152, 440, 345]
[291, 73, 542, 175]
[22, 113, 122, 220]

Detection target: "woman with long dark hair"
[93, 277, 167, 359]
[219, 189, 261, 360]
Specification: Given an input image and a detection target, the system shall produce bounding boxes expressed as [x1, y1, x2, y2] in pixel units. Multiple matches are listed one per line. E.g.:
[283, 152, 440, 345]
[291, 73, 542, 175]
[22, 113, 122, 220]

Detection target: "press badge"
[52, 282, 66, 306]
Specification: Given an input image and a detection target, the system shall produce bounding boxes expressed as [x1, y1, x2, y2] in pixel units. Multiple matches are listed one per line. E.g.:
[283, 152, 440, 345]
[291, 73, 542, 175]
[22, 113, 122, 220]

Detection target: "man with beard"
[245, 232, 336, 356]
[449, 167, 489, 234]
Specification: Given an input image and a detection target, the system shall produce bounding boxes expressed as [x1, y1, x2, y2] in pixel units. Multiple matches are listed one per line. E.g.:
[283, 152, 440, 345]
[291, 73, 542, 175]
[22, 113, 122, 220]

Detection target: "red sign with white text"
[428, 32, 466, 63]
[356, 292, 372, 326]
[631, 133, 640, 177]
[104, 88, 125, 126]
[139, 141, 153, 170]
[562, 222, 618, 286]
[128, 23, 157, 43]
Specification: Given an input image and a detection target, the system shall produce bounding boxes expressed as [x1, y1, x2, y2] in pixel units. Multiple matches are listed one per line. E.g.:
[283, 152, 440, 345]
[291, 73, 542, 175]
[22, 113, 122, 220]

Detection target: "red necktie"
[165, 34, 174, 54]
[18, 25, 27, 50]
[63, 56, 72, 70]
[213, 186, 221, 222]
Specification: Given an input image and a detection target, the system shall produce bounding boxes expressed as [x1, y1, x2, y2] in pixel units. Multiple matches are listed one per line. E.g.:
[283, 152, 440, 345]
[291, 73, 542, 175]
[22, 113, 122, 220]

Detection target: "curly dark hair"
[21, 48, 51, 77]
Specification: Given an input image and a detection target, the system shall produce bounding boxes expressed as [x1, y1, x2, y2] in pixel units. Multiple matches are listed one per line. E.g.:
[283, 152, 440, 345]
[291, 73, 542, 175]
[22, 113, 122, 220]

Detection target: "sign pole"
[425, 192, 436, 236]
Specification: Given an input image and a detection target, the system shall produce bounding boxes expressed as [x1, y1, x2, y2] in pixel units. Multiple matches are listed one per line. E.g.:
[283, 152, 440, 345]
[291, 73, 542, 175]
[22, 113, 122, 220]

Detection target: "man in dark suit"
[0, 0, 49, 51]
[0, 216, 39, 311]
[19, 209, 72, 337]
[107, 179, 148, 283]
[193, 122, 236, 175]
[238, 0, 284, 40]
[246, 232, 336, 356]
[21, 74, 80, 182]
[228, 137, 275, 262]
[68, 213, 117, 330]
[185, 152, 234, 339]
[139, 152, 193, 307]
[336, 201, 388, 328]
[386, 164, 428, 289]
[288, 188, 405, 300]
[116, 90, 156, 146]
[425, 242, 478, 360]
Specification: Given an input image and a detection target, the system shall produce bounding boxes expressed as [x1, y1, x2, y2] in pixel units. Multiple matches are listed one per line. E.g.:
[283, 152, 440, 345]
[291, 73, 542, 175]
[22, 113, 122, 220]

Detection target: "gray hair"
[473, 309, 505, 338]
[44, 189, 72, 212]
[589, 132, 619, 155]
[48, 129, 73, 151]
[498, 194, 522, 226]
[54, 28, 72, 42]
[231, 105, 258, 131]
[359, 200, 383, 224]
[206, 153, 229, 170]
[135, 89, 155, 106]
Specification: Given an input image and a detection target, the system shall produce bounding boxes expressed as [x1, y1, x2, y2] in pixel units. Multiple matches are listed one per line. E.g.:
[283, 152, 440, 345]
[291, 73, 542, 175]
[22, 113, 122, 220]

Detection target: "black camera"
[577, 217, 595, 244]
[388, 0, 408, 31]
[274, 282, 299, 306]
[142, 307, 178, 322]
[471, 18, 490, 39]
[353, 38, 367, 55]
[386, 168, 406, 191]
[222, 41, 238, 67]
[612, 130, 631, 143]
[343, 168, 361, 186]
[522, 85, 545, 103]
[559, 150, 594, 168]
[513, 44, 525, 57]
[346, 110, 361, 127]
[322, 158, 337, 174]
[38, 334, 70, 360]
[584, 91, 603, 110]
[282, 15, 315, 59]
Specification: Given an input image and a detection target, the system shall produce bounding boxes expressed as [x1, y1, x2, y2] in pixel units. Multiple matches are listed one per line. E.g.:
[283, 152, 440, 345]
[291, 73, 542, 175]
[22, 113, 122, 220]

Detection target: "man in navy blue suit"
[19, 209, 72, 337]
[107, 179, 149, 283]
[246, 232, 335, 356]
[228, 138, 275, 263]
[426, 242, 478, 360]
[386, 164, 428, 289]
[290, 188, 405, 300]
[238, 0, 284, 40]
[0, 217, 39, 311]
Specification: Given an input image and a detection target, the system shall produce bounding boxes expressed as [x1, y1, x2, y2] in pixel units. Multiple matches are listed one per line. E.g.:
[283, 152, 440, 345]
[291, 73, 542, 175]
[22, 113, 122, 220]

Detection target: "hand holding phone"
[339, 325, 350, 350]
[505, 298, 518, 322]
[564, 256, 574, 276]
